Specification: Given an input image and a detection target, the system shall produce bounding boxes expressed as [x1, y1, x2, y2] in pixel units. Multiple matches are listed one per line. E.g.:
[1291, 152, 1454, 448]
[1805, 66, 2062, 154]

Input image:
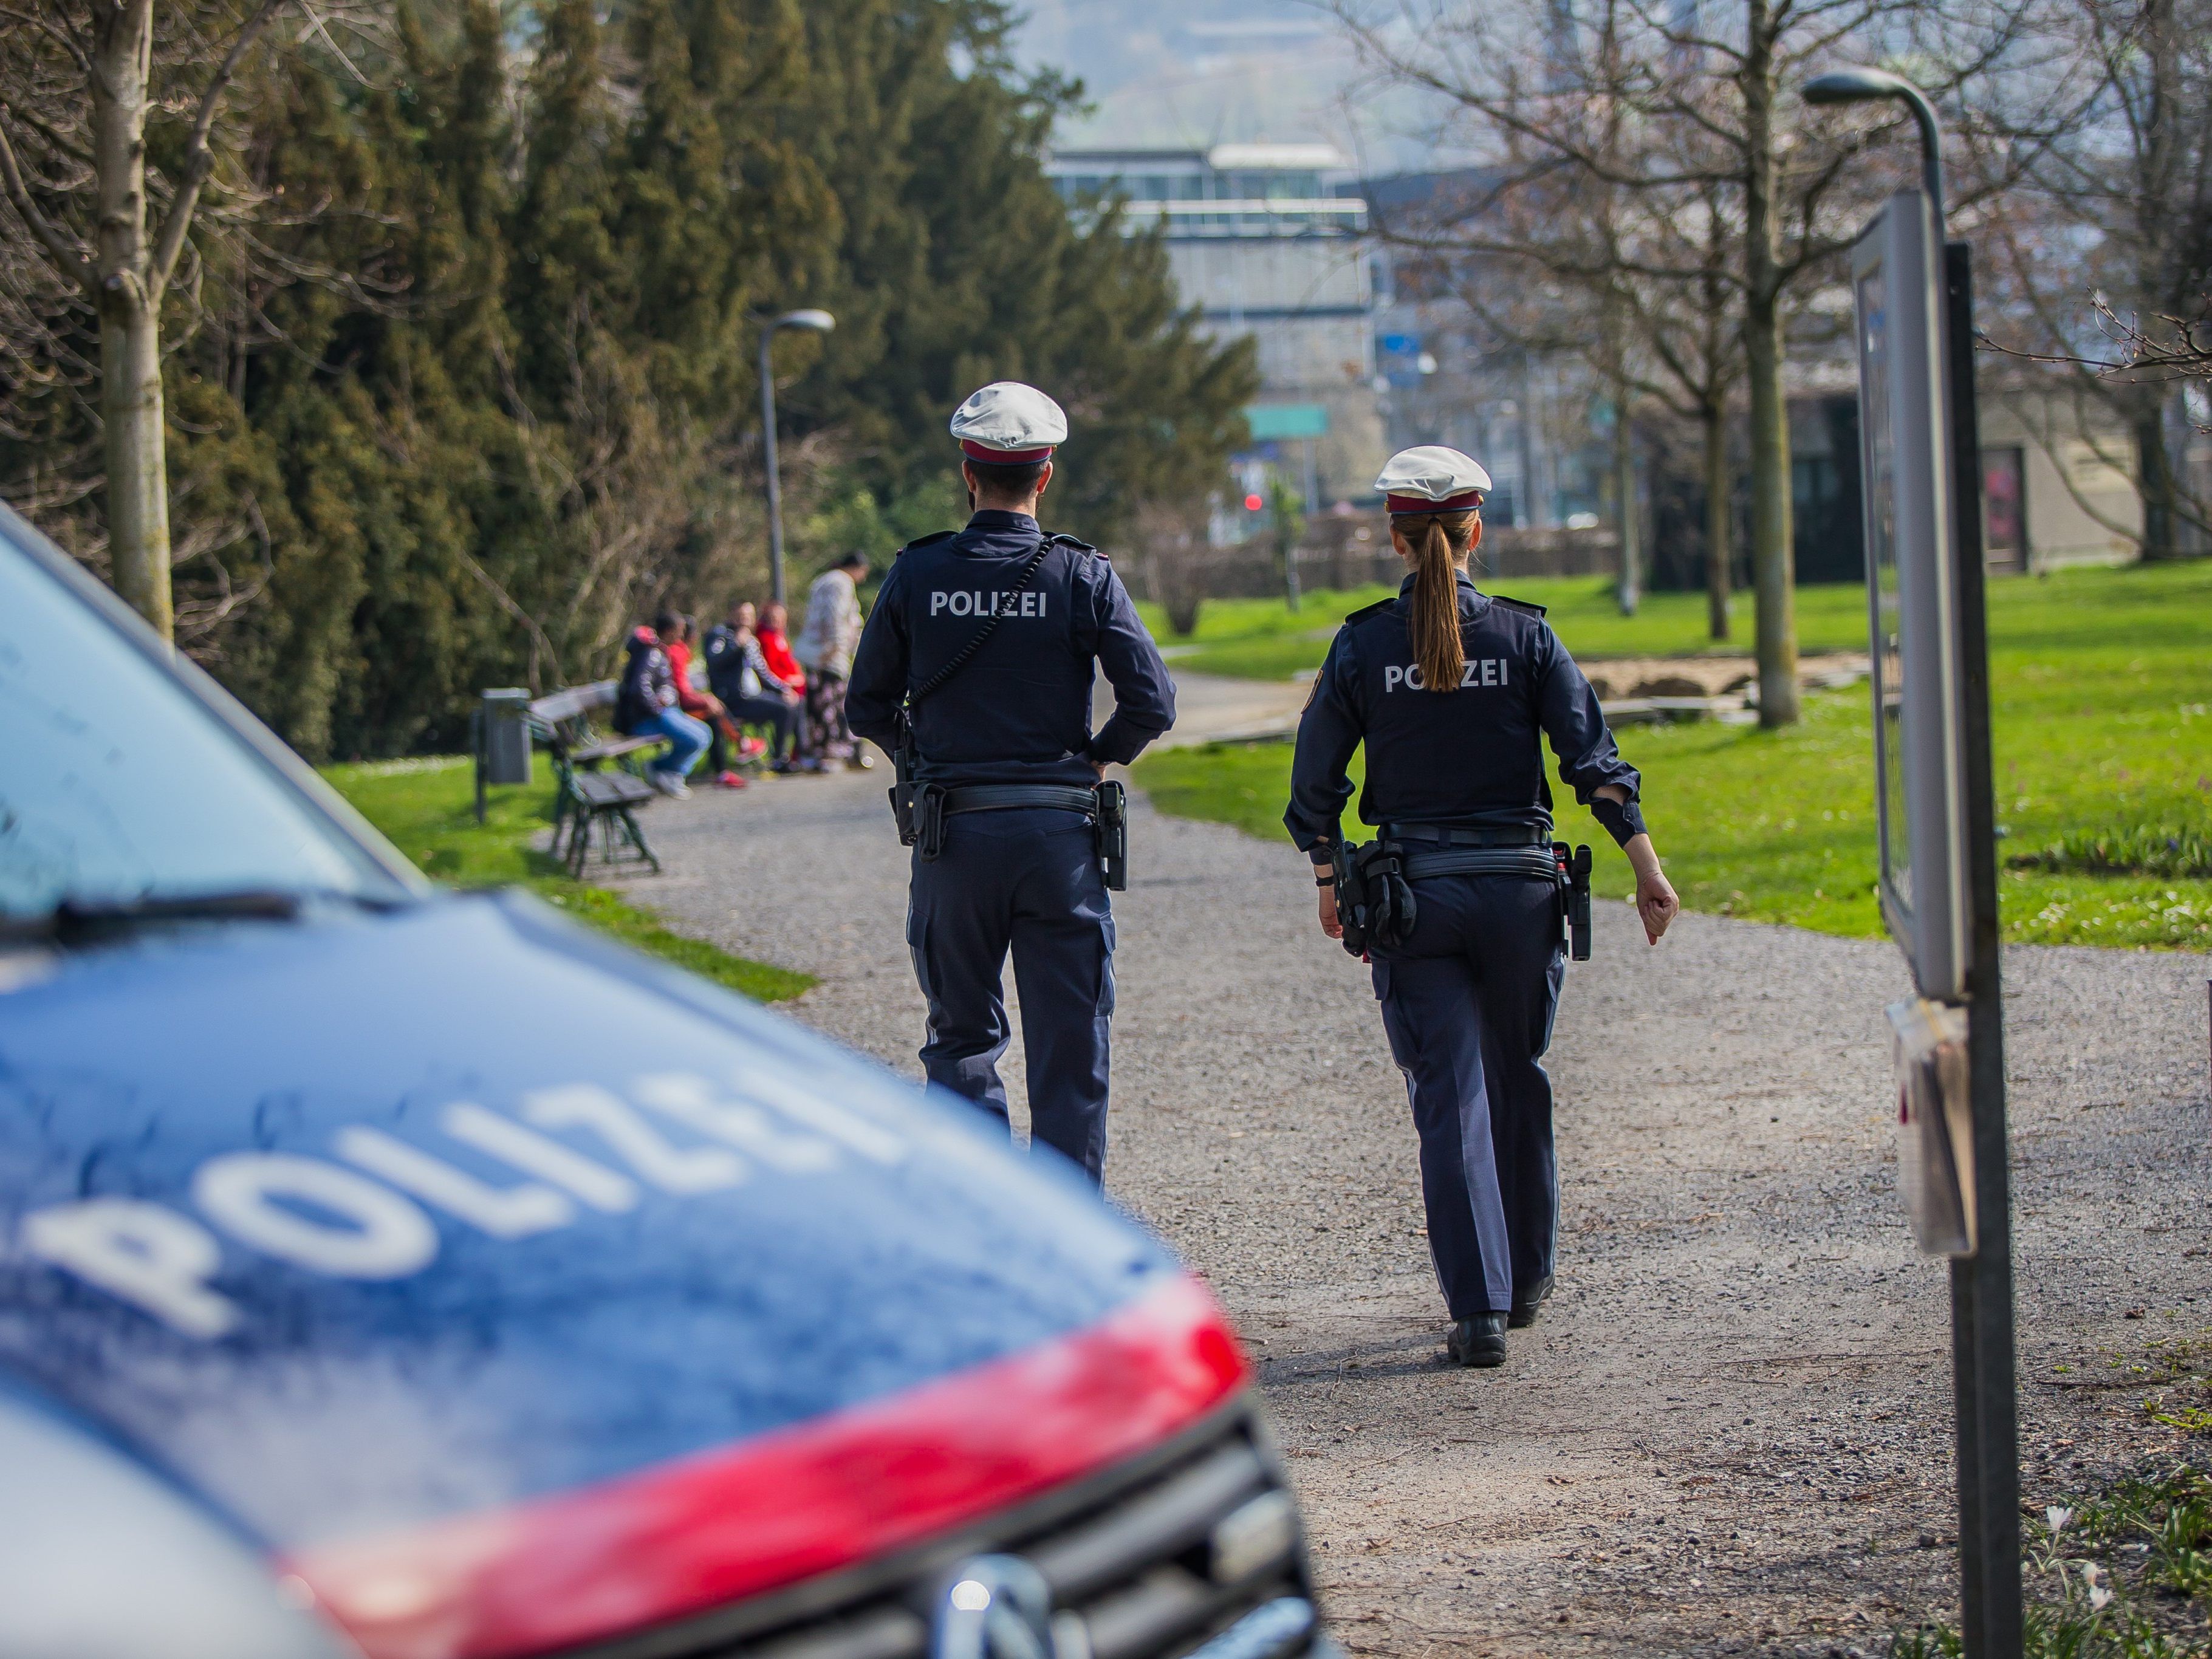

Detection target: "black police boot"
[1447, 1314, 1507, 1369]
[1508, 1274, 1554, 1329]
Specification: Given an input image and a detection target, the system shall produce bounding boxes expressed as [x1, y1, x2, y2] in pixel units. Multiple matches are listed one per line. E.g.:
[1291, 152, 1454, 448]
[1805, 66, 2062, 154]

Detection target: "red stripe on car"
[285, 1275, 1247, 1659]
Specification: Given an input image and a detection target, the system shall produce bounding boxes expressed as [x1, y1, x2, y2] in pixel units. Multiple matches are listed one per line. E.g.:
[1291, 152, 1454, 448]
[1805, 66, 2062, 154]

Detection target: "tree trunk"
[1745, 293, 1796, 723]
[1614, 406, 1640, 615]
[2132, 392, 2182, 562]
[101, 292, 173, 639]
[91, 0, 175, 643]
[2129, 0, 2186, 563]
[1702, 401, 1731, 640]
[1741, 5, 1798, 726]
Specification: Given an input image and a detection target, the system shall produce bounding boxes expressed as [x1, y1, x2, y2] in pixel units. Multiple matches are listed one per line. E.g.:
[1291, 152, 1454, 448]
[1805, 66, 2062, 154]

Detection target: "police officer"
[1285, 445, 1681, 1367]
[847, 382, 1176, 1185]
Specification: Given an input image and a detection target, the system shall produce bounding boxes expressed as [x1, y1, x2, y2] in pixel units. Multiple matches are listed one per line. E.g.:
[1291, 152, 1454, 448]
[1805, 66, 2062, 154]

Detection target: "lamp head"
[1802, 67, 1916, 106]
[775, 308, 836, 332]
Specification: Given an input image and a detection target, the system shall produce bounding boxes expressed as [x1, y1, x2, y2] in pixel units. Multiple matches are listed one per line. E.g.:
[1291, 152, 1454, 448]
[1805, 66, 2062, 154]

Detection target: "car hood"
[0, 892, 1230, 1654]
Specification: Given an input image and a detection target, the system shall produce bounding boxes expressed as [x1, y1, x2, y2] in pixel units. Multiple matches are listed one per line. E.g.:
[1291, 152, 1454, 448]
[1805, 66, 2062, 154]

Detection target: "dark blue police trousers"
[906, 806, 1114, 1182]
[1371, 871, 1565, 1319]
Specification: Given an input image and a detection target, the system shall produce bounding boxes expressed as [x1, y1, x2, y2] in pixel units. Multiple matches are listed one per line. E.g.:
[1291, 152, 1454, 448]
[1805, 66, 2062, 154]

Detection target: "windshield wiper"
[2, 888, 308, 945]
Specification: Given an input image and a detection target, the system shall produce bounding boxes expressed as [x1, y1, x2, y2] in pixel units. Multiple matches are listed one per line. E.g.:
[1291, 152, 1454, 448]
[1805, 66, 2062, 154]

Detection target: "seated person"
[666, 615, 746, 790]
[756, 601, 816, 767]
[704, 601, 804, 772]
[614, 611, 710, 798]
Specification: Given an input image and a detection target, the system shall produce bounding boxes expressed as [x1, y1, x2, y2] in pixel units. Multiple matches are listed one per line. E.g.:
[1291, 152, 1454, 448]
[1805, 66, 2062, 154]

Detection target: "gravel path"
[1145, 671, 1313, 747]
[618, 756, 2210, 1658]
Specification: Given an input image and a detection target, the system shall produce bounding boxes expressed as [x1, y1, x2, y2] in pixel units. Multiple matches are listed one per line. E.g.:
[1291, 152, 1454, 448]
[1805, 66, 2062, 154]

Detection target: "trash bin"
[481, 688, 533, 787]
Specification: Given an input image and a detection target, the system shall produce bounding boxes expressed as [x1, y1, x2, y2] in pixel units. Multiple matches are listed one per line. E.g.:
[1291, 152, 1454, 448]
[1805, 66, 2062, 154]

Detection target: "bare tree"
[2093, 301, 2212, 399]
[1635, 181, 1746, 638]
[1594, 185, 1748, 632]
[1970, 0, 2212, 555]
[0, 0, 300, 641]
[1362, 95, 1742, 638]
[1338, 0, 2024, 722]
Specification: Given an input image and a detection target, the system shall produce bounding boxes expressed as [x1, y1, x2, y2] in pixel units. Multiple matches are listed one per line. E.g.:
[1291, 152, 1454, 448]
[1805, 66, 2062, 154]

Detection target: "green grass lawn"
[1140, 577, 1878, 680]
[321, 758, 816, 1002]
[1135, 563, 2212, 951]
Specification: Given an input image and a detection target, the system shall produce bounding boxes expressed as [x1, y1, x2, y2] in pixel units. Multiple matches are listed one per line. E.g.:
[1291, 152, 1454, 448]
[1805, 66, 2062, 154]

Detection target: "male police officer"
[846, 382, 1176, 1184]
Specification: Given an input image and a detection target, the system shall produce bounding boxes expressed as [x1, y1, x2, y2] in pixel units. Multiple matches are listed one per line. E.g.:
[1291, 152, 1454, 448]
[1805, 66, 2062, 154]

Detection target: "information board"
[1851, 192, 1970, 1002]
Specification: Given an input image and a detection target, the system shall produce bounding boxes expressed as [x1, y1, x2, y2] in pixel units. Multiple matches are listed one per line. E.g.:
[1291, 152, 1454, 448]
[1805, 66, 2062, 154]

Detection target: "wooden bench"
[527, 682, 665, 877]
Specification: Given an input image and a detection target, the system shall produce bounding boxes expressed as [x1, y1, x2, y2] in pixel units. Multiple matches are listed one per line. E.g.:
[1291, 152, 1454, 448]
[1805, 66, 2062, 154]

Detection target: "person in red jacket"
[666, 617, 746, 790]
[756, 601, 814, 765]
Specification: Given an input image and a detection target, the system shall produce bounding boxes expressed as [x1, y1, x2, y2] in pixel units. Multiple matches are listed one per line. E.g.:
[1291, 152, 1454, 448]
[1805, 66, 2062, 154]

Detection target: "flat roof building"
[1047, 143, 1388, 516]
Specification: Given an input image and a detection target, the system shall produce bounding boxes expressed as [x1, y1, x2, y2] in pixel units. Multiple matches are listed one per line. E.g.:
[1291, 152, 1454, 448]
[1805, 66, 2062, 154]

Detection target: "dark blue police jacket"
[1284, 571, 1642, 853]
[846, 510, 1176, 788]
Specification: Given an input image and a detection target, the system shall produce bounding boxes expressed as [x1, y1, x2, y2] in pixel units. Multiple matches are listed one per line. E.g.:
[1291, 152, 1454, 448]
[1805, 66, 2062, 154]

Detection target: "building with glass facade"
[1046, 143, 1388, 516]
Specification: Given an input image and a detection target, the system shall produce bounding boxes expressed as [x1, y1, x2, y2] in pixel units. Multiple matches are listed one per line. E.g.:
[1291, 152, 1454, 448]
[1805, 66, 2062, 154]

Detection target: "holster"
[1332, 839, 1417, 959]
[891, 715, 954, 860]
[1094, 781, 1128, 891]
[1553, 841, 1594, 962]
[914, 784, 949, 861]
[888, 717, 922, 846]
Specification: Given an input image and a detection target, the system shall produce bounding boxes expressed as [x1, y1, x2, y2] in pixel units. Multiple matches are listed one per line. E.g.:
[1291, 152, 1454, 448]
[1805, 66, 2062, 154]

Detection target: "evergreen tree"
[1, 0, 1255, 759]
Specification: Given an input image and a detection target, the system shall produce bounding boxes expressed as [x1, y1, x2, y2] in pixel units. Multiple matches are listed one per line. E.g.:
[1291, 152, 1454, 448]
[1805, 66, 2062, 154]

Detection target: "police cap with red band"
[951, 381, 1069, 465]
[1375, 445, 1492, 516]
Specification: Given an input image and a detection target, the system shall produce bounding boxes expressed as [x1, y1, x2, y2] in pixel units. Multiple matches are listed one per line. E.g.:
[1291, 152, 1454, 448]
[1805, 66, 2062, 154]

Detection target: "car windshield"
[0, 530, 408, 920]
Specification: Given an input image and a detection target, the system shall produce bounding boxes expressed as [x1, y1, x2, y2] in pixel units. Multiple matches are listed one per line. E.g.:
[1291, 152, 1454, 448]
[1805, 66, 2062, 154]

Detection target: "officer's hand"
[1318, 880, 1343, 940]
[1635, 867, 1680, 944]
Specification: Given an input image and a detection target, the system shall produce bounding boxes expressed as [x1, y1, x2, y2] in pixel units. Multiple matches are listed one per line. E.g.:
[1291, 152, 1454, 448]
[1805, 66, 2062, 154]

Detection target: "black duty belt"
[916, 782, 1127, 889]
[1386, 823, 1551, 847]
[1399, 847, 1561, 881]
[942, 785, 1098, 817]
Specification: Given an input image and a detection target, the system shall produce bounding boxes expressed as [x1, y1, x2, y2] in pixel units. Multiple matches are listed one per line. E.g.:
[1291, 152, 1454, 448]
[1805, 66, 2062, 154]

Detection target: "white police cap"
[950, 381, 1068, 463]
[1374, 445, 1492, 514]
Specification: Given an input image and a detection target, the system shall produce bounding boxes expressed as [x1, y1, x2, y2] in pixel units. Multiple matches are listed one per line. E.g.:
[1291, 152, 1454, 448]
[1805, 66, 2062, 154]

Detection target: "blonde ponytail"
[1406, 510, 1478, 692]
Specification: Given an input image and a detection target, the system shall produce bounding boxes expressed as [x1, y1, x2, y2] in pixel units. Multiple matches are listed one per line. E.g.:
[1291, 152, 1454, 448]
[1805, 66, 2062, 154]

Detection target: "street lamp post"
[1803, 68, 1947, 239]
[1804, 69, 2023, 1659]
[758, 308, 835, 607]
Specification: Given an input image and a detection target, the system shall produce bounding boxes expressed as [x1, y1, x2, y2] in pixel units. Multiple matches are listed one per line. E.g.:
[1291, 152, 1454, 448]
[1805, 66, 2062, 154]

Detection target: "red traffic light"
[1243, 493, 1264, 511]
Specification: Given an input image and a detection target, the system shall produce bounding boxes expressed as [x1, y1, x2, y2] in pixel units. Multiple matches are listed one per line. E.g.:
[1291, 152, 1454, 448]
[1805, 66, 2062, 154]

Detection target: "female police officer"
[1284, 445, 1680, 1369]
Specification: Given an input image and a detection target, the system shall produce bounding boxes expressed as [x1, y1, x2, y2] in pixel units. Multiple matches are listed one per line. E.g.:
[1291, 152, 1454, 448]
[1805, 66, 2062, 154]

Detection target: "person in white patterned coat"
[794, 552, 868, 765]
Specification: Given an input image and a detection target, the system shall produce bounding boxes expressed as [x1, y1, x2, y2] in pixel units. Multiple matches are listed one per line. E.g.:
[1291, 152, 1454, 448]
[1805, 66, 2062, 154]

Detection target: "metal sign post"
[1939, 237, 2023, 1659]
[1817, 66, 2022, 1657]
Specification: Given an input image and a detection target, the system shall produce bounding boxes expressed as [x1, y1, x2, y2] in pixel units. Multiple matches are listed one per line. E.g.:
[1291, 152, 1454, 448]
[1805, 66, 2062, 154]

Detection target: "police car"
[0, 505, 1329, 1659]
